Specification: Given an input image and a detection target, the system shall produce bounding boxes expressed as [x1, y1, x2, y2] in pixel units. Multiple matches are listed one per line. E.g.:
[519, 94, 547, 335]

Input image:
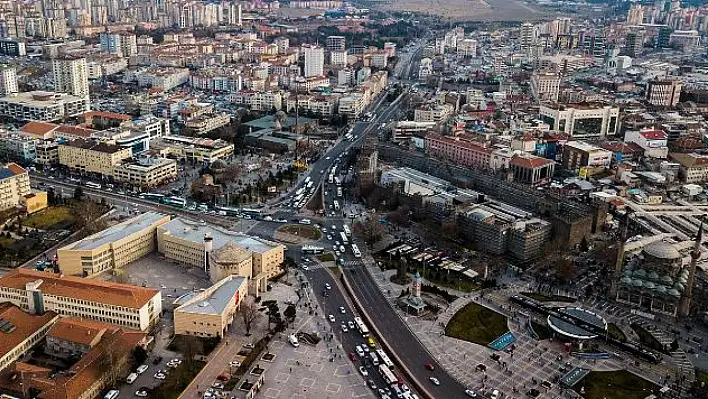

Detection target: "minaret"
[610, 209, 632, 298]
[204, 233, 213, 273]
[412, 271, 422, 298]
[679, 215, 704, 318]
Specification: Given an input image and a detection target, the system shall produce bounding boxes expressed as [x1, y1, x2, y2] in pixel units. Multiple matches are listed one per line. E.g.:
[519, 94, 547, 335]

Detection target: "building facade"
[0, 163, 30, 212]
[0, 91, 90, 122]
[113, 158, 178, 188]
[530, 71, 560, 103]
[52, 56, 89, 99]
[0, 65, 17, 96]
[302, 44, 324, 78]
[645, 80, 682, 107]
[539, 103, 619, 138]
[425, 133, 492, 169]
[57, 139, 132, 176]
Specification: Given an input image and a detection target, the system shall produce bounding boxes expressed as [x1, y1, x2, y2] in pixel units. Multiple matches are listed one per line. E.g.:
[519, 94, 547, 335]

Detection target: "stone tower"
[412, 271, 422, 298]
[679, 216, 703, 318]
[610, 209, 632, 297]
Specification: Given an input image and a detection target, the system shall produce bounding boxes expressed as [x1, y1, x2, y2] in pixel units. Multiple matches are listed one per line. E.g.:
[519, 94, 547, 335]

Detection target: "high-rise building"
[625, 31, 644, 57]
[646, 80, 682, 107]
[0, 65, 18, 96]
[520, 22, 535, 52]
[530, 71, 560, 103]
[52, 56, 89, 99]
[326, 35, 346, 52]
[657, 27, 672, 48]
[302, 44, 324, 78]
[626, 3, 644, 25]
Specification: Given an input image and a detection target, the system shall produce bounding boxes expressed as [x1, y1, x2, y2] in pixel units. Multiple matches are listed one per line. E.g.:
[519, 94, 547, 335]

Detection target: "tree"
[96, 339, 121, 388]
[73, 200, 108, 237]
[284, 304, 296, 323]
[240, 297, 262, 336]
[353, 217, 383, 244]
[73, 186, 84, 200]
[131, 346, 149, 368]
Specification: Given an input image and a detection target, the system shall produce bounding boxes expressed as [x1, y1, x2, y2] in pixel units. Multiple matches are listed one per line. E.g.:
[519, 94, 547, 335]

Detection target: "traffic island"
[445, 302, 508, 346]
[277, 224, 322, 241]
[571, 370, 660, 399]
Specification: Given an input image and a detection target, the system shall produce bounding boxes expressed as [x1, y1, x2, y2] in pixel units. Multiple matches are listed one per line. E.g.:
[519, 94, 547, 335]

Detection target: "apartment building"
[530, 71, 560, 103]
[560, 141, 613, 172]
[230, 91, 282, 111]
[624, 129, 669, 158]
[325, 36, 346, 52]
[0, 65, 18, 96]
[113, 158, 177, 188]
[99, 32, 137, 57]
[185, 113, 231, 135]
[646, 80, 682, 107]
[0, 132, 36, 163]
[57, 212, 171, 277]
[157, 218, 285, 287]
[0, 91, 90, 122]
[670, 153, 708, 183]
[338, 93, 365, 116]
[302, 44, 324, 78]
[539, 103, 619, 138]
[173, 275, 248, 338]
[152, 135, 234, 165]
[0, 303, 58, 372]
[0, 163, 30, 212]
[414, 103, 454, 123]
[425, 133, 492, 168]
[52, 56, 89, 99]
[35, 140, 59, 165]
[58, 139, 132, 176]
[0, 269, 162, 331]
[125, 68, 190, 91]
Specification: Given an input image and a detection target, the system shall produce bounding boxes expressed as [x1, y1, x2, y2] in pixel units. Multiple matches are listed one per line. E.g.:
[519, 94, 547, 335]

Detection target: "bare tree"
[96, 338, 122, 388]
[73, 200, 108, 238]
[240, 297, 262, 336]
[353, 217, 383, 244]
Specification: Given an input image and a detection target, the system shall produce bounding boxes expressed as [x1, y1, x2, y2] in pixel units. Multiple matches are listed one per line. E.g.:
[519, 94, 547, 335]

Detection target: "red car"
[425, 362, 435, 371]
[349, 352, 357, 361]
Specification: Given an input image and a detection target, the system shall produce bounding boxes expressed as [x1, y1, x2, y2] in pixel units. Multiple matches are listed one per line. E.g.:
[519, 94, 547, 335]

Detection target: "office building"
[151, 135, 234, 165]
[326, 35, 346, 52]
[625, 32, 643, 57]
[173, 275, 248, 338]
[0, 163, 30, 212]
[425, 133, 492, 169]
[0, 38, 26, 56]
[539, 103, 619, 138]
[0, 65, 17, 96]
[530, 71, 560, 103]
[646, 80, 682, 107]
[0, 269, 162, 331]
[670, 153, 708, 183]
[113, 157, 178, 188]
[0, 303, 58, 372]
[157, 218, 285, 290]
[560, 141, 613, 172]
[52, 56, 89, 99]
[58, 139, 132, 176]
[0, 91, 90, 122]
[302, 44, 324, 78]
[57, 212, 171, 277]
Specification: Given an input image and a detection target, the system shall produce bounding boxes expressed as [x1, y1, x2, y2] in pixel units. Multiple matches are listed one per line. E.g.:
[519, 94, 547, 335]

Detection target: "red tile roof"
[81, 111, 132, 121]
[510, 155, 554, 169]
[54, 125, 96, 138]
[6, 163, 27, 176]
[640, 130, 667, 140]
[0, 303, 58, 362]
[20, 121, 59, 137]
[47, 318, 118, 347]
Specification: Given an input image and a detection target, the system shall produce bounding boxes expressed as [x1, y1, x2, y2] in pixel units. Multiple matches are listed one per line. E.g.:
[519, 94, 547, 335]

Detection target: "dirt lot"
[374, 0, 552, 21]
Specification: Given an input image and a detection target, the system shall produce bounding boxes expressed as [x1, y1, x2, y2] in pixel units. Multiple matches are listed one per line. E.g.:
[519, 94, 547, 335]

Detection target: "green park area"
[445, 302, 508, 345]
[21, 206, 76, 230]
[573, 370, 660, 399]
[277, 224, 322, 241]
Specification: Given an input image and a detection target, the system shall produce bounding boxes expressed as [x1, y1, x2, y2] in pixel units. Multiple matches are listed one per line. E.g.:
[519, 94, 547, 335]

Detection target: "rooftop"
[59, 139, 125, 154]
[160, 218, 282, 254]
[20, 121, 59, 137]
[176, 276, 246, 316]
[0, 163, 27, 180]
[0, 303, 58, 362]
[61, 212, 169, 251]
[0, 269, 160, 309]
[46, 317, 117, 347]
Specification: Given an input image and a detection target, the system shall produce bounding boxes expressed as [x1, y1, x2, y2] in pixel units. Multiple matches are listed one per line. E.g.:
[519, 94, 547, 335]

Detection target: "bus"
[306, 181, 313, 189]
[376, 349, 394, 370]
[333, 200, 340, 211]
[295, 187, 305, 196]
[343, 225, 351, 237]
[141, 193, 165, 203]
[241, 208, 263, 217]
[352, 244, 361, 258]
[334, 177, 341, 186]
[340, 232, 349, 244]
[85, 182, 102, 189]
[305, 176, 311, 184]
[337, 187, 342, 197]
[353, 317, 369, 337]
[165, 196, 187, 208]
[379, 365, 398, 385]
[215, 206, 240, 216]
[301, 245, 325, 255]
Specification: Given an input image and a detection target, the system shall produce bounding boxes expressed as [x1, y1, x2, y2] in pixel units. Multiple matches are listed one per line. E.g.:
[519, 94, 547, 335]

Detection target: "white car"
[135, 389, 148, 397]
[359, 366, 368, 376]
[325, 283, 331, 290]
[229, 361, 241, 367]
[136, 364, 149, 374]
[429, 377, 440, 386]
[212, 382, 224, 389]
[348, 321, 355, 329]
[355, 345, 365, 357]
[328, 314, 336, 323]
[154, 372, 166, 380]
[301, 264, 309, 271]
[490, 389, 500, 399]
[465, 389, 477, 397]
[339, 306, 346, 314]
[327, 235, 333, 240]
[341, 324, 348, 332]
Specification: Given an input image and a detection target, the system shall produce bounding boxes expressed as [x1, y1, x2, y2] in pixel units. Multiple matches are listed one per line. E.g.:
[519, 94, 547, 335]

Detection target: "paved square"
[299, 377, 315, 388]
[325, 383, 341, 393]
[263, 388, 280, 398]
[308, 363, 323, 372]
[274, 373, 290, 383]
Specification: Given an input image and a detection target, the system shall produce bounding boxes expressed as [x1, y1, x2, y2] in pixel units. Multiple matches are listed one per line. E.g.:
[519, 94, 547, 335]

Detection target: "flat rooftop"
[160, 218, 282, 254]
[176, 276, 246, 315]
[63, 212, 169, 251]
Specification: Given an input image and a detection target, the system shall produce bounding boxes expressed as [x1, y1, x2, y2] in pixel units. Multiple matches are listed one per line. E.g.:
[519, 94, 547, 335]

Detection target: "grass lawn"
[21, 207, 75, 230]
[607, 323, 627, 342]
[573, 370, 660, 399]
[445, 302, 508, 346]
[520, 292, 576, 303]
[630, 323, 667, 353]
[0, 236, 16, 248]
[318, 252, 336, 262]
[278, 224, 322, 240]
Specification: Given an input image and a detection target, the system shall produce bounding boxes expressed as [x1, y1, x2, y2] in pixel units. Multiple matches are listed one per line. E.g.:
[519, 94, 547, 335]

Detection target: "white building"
[302, 44, 324, 78]
[330, 50, 348, 67]
[52, 56, 89, 99]
[530, 71, 560, 103]
[0, 65, 17, 96]
[125, 68, 190, 91]
[0, 91, 90, 122]
[456, 38, 477, 57]
[539, 103, 619, 138]
[624, 129, 669, 159]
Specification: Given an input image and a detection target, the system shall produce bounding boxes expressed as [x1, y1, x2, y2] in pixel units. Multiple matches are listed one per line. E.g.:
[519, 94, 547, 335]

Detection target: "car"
[339, 306, 346, 314]
[490, 353, 501, 361]
[328, 314, 336, 322]
[429, 377, 440, 386]
[244, 343, 254, 349]
[401, 384, 410, 392]
[355, 345, 365, 357]
[325, 283, 331, 290]
[490, 389, 500, 399]
[348, 352, 357, 361]
[359, 366, 368, 376]
[362, 344, 370, 353]
[135, 389, 148, 397]
[335, 251, 341, 257]
[322, 227, 328, 233]
[136, 365, 149, 374]
[331, 225, 337, 231]
[229, 361, 241, 367]
[301, 265, 309, 271]
[323, 290, 330, 297]
[465, 389, 477, 397]
[348, 321, 355, 329]
[327, 235, 333, 240]
[212, 382, 224, 389]
[367, 379, 377, 390]
[153, 372, 166, 380]
[342, 324, 348, 332]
